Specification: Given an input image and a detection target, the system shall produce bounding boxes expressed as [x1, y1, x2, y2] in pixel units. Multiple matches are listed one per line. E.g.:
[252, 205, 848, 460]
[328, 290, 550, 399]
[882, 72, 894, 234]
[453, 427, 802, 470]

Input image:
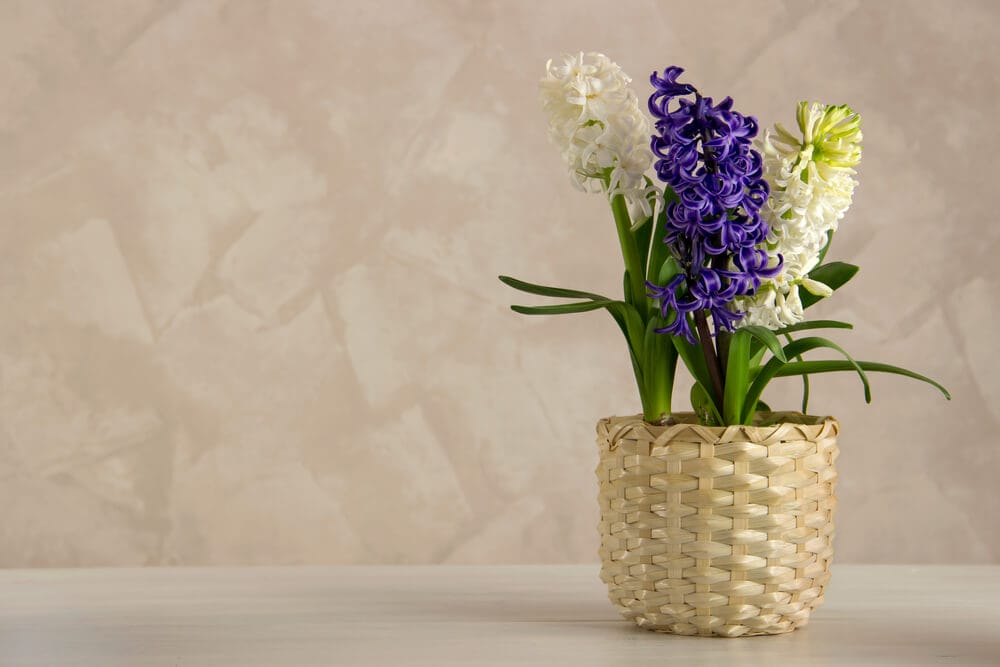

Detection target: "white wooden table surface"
[1, 565, 997, 666]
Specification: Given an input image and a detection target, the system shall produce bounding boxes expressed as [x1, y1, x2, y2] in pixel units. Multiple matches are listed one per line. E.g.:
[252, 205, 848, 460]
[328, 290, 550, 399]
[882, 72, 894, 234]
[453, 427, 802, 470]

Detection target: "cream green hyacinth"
[736, 102, 863, 329]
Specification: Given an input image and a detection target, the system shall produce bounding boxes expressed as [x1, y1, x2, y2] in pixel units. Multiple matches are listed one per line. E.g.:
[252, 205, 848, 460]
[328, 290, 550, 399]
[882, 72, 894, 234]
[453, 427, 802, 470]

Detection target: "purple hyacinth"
[645, 66, 781, 342]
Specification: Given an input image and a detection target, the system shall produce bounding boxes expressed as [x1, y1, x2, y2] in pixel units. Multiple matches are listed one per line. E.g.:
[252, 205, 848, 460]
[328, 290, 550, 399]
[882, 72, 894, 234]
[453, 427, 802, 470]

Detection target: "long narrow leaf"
[744, 320, 854, 360]
[691, 382, 723, 425]
[609, 303, 645, 347]
[742, 336, 871, 423]
[641, 316, 678, 422]
[672, 328, 721, 412]
[657, 257, 681, 286]
[741, 325, 787, 363]
[622, 271, 636, 309]
[785, 333, 811, 413]
[717, 330, 732, 377]
[499, 275, 609, 302]
[723, 329, 752, 424]
[512, 298, 645, 365]
[626, 344, 645, 408]
[747, 319, 851, 365]
[773, 319, 854, 336]
[610, 193, 647, 318]
[630, 214, 651, 234]
[507, 279, 654, 416]
[774, 361, 951, 400]
[511, 300, 621, 315]
[601, 301, 647, 402]
[645, 187, 678, 287]
[641, 317, 660, 405]
[816, 230, 834, 264]
[642, 175, 659, 227]
[632, 214, 653, 277]
[598, 303, 647, 416]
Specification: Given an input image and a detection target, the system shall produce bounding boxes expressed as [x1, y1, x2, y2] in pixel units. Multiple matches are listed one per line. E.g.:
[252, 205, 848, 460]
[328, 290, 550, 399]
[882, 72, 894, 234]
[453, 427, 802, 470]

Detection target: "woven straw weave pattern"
[596, 413, 839, 637]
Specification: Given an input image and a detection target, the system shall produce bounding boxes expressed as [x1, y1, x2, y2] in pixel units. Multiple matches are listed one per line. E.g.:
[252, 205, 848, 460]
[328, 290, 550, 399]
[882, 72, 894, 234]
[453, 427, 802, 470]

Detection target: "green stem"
[609, 193, 647, 319]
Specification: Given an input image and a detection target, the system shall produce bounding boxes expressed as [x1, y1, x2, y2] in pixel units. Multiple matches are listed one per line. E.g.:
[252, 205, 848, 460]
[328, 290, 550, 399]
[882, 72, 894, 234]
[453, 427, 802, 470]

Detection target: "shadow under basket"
[596, 412, 839, 637]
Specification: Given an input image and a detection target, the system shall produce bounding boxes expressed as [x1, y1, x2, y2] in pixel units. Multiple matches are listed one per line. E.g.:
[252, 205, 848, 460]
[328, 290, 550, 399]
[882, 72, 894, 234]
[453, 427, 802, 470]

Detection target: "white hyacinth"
[736, 102, 863, 329]
[539, 52, 655, 216]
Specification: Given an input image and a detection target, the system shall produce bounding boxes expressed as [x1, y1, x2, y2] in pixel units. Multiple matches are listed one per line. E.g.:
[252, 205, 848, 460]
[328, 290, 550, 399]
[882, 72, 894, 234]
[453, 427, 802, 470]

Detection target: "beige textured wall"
[1, 0, 997, 567]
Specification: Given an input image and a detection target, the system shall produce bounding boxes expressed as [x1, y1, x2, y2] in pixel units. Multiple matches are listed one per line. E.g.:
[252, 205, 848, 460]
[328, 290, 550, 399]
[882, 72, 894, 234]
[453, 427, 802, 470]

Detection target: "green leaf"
[755, 399, 772, 413]
[642, 175, 659, 225]
[632, 214, 653, 277]
[740, 325, 788, 363]
[510, 300, 621, 316]
[772, 319, 854, 336]
[645, 187, 679, 287]
[626, 344, 645, 405]
[742, 336, 871, 423]
[622, 270, 637, 308]
[672, 326, 721, 416]
[801, 262, 859, 309]
[630, 213, 651, 234]
[747, 321, 852, 375]
[506, 282, 642, 354]
[784, 333, 810, 414]
[672, 333, 708, 389]
[602, 302, 648, 412]
[691, 382, 722, 426]
[610, 193, 647, 318]
[657, 257, 682, 286]
[511, 298, 644, 359]
[774, 360, 951, 400]
[505, 273, 652, 414]
[641, 316, 678, 423]
[641, 317, 660, 394]
[716, 329, 731, 376]
[723, 329, 752, 424]
[816, 229, 834, 264]
[498, 275, 609, 302]
[509, 294, 650, 403]
[608, 302, 645, 349]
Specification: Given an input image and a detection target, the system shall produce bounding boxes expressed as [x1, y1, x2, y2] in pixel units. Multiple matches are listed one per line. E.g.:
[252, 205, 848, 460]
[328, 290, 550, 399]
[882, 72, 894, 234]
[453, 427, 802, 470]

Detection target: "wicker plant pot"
[596, 412, 839, 637]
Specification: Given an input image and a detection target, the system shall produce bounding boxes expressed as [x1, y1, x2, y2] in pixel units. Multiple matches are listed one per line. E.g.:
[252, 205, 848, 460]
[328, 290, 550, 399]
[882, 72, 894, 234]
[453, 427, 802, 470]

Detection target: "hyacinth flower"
[500, 54, 949, 426]
[644, 66, 781, 340]
[502, 52, 678, 422]
[536, 52, 656, 216]
[736, 102, 865, 329]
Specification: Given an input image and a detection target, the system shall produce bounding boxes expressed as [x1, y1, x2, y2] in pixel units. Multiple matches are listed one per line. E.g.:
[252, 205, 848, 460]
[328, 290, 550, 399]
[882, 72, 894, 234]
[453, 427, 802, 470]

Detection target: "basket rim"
[603, 411, 835, 428]
[597, 413, 840, 448]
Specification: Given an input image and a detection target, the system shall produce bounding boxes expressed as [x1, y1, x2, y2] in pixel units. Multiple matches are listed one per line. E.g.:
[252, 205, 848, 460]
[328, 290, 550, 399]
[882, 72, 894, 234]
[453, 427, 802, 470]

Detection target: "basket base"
[616, 595, 821, 637]
[632, 616, 807, 638]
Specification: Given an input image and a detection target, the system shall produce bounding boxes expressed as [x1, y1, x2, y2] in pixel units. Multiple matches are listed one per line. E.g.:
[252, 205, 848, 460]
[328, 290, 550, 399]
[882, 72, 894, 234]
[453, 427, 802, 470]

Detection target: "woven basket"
[596, 412, 839, 637]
